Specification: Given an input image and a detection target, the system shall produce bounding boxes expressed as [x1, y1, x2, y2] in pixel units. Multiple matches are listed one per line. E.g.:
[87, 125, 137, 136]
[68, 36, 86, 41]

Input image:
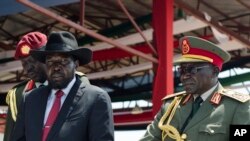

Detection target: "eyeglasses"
[178, 65, 210, 74]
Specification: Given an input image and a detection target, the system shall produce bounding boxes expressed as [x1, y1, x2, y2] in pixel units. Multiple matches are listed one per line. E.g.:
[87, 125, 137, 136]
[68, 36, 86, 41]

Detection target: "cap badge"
[182, 39, 190, 54]
[20, 44, 30, 55]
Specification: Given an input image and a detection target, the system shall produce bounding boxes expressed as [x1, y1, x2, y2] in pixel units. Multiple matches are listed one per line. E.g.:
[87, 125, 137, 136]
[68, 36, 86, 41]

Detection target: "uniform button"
[181, 134, 187, 139]
[210, 130, 214, 134]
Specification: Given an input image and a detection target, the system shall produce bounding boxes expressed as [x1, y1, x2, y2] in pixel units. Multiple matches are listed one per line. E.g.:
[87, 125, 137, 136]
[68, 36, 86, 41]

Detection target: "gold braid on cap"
[158, 95, 187, 141]
[182, 54, 213, 62]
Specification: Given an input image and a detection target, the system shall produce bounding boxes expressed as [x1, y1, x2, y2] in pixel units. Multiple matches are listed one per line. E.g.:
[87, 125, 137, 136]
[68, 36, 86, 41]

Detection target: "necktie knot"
[194, 96, 203, 105]
[191, 96, 203, 117]
[55, 90, 64, 98]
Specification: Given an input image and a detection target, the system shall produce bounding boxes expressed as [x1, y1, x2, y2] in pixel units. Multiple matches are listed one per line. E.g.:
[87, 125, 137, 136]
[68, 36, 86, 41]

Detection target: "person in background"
[4, 32, 48, 141]
[11, 31, 114, 141]
[139, 36, 250, 141]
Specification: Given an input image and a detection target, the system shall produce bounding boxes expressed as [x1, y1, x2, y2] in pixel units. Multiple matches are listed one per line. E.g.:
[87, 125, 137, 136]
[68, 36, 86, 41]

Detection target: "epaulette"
[162, 91, 186, 101]
[6, 79, 30, 105]
[75, 71, 86, 76]
[6, 79, 34, 121]
[220, 89, 250, 103]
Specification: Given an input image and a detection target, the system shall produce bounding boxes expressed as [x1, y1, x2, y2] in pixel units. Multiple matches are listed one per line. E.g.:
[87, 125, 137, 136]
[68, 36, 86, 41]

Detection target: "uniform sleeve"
[4, 86, 25, 141]
[139, 104, 167, 141]
[232, 100, 250, 124]
[88, 91, 114, 141]
[10, 99, 26, 141]
[4, 108, 15, 141]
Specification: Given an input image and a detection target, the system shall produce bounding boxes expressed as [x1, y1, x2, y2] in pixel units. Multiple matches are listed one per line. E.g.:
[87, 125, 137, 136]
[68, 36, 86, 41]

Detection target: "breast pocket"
[198, 123, 228, 141]
[66, 112, 85, 122]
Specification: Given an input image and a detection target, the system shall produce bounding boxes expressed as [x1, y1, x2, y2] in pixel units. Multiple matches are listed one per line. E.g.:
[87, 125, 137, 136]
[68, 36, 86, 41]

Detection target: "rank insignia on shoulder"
[220, 89, 250, 103]
[162, 91, 186, 101]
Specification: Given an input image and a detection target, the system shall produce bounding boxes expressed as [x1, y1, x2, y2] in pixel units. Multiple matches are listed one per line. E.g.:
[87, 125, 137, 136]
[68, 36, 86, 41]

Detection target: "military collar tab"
[25, 80, 35, 92]
[182, 94, 192, 105]
[210, 92, 222, 105]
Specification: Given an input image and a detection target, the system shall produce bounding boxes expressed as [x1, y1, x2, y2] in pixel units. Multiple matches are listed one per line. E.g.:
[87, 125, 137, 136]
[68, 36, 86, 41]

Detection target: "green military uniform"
[140, 36, 250, 141]
[4, 72, 89, 141]
[4, 31, 48, 141]
[140, 84, 250, 141]
[4, 80, 34, 141]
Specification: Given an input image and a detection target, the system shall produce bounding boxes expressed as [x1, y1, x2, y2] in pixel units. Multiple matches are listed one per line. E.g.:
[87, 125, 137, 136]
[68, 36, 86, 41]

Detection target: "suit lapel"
[46, 77, 86, 141]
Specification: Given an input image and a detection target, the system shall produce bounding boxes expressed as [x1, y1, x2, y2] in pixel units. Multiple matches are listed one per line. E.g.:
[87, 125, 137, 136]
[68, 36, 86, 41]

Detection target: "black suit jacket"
[11, 77, 114, 141]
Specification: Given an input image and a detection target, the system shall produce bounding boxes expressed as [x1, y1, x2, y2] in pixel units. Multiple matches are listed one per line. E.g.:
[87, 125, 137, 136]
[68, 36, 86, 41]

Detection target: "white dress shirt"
[43, 76, 76, 124]
[193, 82, 218, 104]
[35, 81, 48, 88]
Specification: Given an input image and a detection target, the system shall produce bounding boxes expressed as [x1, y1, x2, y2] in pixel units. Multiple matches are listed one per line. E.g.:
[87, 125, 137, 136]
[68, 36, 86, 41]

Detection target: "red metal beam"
[91, 34, 213, 61]
[92, 34, 214, 61]
[152, 0, 174, 115]
[93, 44, 152, 61]
[17, 0, 158, 63]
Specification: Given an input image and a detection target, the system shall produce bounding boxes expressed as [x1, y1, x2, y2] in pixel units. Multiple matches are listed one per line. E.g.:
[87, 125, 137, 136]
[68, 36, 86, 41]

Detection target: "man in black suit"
[11, 31, 114, 141]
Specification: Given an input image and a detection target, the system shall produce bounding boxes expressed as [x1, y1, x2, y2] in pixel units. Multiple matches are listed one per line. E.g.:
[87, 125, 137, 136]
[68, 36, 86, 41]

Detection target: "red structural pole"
[152, 0, 174, 115]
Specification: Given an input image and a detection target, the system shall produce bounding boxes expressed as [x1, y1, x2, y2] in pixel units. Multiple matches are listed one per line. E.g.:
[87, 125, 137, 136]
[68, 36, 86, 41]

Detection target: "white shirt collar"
[193, 82, 218, 101]
[35, 80, 48, 88]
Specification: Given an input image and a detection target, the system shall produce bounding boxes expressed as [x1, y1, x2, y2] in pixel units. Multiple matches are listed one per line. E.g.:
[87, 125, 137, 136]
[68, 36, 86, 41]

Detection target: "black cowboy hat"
[30, 31, 92, 65]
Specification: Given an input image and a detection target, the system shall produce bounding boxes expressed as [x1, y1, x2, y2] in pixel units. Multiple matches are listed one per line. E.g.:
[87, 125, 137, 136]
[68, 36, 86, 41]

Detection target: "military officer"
[4, 32, 48, 141]
[139, 36, 250, 141]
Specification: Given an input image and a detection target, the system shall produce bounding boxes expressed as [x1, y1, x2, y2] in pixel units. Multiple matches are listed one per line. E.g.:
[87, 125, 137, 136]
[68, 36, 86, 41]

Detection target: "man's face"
[20, 56, 47, 83]
[179, 62, 217, 95]
[45, 53, 78, 89]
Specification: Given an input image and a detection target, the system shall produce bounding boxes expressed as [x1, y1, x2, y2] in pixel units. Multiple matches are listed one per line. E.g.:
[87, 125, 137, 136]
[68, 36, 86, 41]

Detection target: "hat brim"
[174, 57, 208, 65]
[30, 48, 92, 65]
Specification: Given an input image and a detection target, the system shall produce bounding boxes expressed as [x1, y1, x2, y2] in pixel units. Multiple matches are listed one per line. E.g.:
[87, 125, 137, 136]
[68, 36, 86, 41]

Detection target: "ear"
[74, 60, 79, 69]
[212, 66, 220, 77]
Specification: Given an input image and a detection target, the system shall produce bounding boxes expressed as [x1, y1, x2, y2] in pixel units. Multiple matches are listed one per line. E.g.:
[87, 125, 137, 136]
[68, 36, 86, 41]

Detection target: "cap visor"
[174, 57, 207, 65]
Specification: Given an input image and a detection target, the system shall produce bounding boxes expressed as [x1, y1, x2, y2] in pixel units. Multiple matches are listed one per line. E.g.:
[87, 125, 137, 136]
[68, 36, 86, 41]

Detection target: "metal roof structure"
[0, 0, 250, 129]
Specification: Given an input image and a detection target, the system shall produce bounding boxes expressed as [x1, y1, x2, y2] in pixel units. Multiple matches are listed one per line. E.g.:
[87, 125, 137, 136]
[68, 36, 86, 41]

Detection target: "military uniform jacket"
[4, 80, 35, 141]
[140, 83, 250, 141]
